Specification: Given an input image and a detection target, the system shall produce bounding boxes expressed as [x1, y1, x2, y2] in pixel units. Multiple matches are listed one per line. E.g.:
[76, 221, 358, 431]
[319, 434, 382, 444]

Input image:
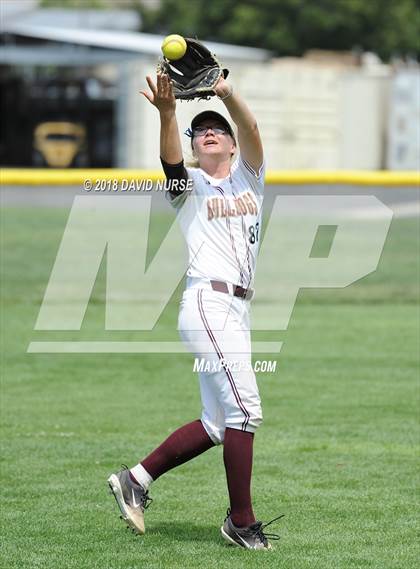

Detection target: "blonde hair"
[186, 151, 200, 168]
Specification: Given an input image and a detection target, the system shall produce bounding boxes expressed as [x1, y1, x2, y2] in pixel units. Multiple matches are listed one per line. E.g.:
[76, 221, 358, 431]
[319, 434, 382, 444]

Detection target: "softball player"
[108, 72, 282, 550]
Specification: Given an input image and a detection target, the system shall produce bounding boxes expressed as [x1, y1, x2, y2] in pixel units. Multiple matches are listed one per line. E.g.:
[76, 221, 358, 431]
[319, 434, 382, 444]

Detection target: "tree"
[138, 0, 420, 60]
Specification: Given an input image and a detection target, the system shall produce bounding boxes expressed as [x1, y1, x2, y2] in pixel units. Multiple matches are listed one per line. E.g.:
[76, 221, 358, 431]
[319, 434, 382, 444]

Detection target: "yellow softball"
[161, 34, 187, 61]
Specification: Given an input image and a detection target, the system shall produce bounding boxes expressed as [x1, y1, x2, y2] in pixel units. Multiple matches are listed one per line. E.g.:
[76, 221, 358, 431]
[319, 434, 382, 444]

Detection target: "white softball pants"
[178, 278, 263, 445]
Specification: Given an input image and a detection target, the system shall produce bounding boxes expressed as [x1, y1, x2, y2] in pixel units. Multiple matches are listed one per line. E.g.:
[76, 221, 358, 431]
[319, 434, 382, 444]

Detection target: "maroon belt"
[210, 280, 254, 301]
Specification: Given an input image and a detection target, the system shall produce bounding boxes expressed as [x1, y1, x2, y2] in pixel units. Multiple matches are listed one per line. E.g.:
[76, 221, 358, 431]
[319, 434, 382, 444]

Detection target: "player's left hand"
[213, 76, 233, 100]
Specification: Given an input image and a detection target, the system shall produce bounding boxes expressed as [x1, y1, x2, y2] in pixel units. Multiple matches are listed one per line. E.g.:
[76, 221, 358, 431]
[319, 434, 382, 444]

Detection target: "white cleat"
[107, 466, 152, 535]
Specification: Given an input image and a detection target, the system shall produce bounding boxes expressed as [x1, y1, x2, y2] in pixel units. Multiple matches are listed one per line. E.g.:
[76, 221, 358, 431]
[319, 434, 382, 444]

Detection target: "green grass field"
[1, 206, 419, 569]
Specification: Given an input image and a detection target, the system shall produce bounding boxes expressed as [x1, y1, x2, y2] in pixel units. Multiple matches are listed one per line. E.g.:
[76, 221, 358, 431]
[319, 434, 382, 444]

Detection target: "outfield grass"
[1, 207, 419, 569]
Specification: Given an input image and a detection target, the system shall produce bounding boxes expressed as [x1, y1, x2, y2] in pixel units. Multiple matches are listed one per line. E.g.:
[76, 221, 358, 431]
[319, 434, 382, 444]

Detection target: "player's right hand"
[140, 73, 176, 113]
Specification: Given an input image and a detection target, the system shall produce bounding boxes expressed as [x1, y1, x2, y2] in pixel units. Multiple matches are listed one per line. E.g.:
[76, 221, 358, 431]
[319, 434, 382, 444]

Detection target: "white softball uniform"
[167, 155, 265, 444]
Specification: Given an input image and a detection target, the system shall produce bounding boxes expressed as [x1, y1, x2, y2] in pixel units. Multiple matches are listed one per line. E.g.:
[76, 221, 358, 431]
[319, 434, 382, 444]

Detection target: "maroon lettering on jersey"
[245, 191, 258, 215]
[236, 197, 248, 215]
[207, 199, 215, 221]
[211, 197, 220, 219]
[242, 193, 256, 215]
[206, 192, 259, 221]
[234, 198, 242, 216]
[227, 199, 236, 217]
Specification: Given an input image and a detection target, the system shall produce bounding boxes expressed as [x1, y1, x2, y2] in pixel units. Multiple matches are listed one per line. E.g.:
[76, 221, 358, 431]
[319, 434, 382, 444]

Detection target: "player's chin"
[202, 144, 222, 154]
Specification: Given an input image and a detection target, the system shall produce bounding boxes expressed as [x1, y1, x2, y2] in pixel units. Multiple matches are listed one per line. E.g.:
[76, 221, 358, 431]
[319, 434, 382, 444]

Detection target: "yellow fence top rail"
[1, 168, 419, 186]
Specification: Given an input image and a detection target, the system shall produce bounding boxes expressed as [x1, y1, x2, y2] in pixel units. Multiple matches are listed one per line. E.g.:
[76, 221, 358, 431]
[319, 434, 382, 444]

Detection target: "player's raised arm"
[213, 76, 263, 174]
[140, 73, 183, 164]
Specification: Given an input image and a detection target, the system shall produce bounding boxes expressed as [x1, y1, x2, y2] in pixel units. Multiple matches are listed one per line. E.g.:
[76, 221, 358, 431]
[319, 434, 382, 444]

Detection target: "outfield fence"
[1, 168, 419, 186]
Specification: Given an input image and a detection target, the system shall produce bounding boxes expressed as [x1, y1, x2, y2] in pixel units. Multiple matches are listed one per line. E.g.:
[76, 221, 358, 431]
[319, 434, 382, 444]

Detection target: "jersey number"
[248, 222, 260, 244]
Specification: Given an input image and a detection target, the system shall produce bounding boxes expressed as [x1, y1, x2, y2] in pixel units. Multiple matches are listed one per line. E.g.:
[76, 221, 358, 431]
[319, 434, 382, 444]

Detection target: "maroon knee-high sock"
[223, 427, 256, 528]
[139, 419, 215, 481]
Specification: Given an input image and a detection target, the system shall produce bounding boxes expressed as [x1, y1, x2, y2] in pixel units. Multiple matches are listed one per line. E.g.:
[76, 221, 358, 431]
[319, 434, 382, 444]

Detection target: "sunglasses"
[192, 126, 228, 137]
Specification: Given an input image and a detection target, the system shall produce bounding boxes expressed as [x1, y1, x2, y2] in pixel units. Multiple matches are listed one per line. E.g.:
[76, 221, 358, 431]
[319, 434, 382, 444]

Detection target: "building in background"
[236, 51, 391, 170]
[386, 66, 420, 170]
[0, 2, 268, 168]
[1, 2, 418, 170]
